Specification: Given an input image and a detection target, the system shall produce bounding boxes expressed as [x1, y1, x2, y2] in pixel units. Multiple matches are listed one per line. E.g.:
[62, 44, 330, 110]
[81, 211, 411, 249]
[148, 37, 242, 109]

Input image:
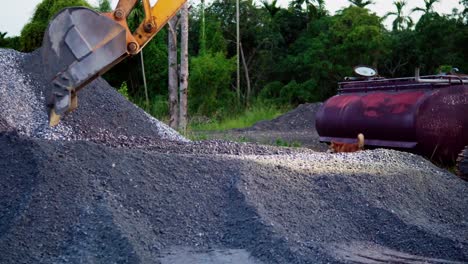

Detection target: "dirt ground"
[1, 48, 467, 264]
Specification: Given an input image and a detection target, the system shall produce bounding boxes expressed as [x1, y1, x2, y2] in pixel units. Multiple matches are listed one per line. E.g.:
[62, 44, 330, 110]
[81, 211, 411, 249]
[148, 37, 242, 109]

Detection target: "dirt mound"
[240, 103, 322, 132]
[1, 48, 467, 263]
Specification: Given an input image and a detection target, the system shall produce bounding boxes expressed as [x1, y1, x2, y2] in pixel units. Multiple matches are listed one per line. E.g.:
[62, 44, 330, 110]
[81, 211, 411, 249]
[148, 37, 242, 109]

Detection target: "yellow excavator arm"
[42, 0, 187, 126]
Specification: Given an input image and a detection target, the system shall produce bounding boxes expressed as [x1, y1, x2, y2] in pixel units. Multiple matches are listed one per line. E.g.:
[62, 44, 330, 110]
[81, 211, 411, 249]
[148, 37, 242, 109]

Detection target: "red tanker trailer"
[315, 66, 468, 180]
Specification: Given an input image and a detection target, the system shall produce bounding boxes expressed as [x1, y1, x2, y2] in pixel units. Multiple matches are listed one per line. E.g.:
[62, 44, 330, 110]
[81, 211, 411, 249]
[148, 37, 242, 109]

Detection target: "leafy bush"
[118, 81, 129, 99]
[149, 95, 169, 120]
[189, 52, 236, 118]
[280, 79, 319, 105]
[258, 81, 284, 105]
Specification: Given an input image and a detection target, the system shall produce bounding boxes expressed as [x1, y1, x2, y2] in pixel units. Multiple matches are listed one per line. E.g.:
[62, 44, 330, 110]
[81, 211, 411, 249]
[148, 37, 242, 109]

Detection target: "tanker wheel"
[456, 145, 468, 181]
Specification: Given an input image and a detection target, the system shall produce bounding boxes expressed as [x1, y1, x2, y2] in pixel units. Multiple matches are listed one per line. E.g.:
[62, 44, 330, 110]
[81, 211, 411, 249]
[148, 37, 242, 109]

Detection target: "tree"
[97, 0, 112, 12]
[0, 33, 20, 50]
[189, 53, 236, 117]
[168, 16, 179, 129]
[459, 0, 468, 21]
[384, 0, 413, 31]
[179, 3, 189, 131]
[411, 0, 440, 15]
[382, 30, 418, 77]
[0, 32, 8, 47]
[290, 0, 327, 20]
[415, 13, 467, 74]
[262, 0, 281, 17]
[348, 0, 375, 8]
[20, 0, 91, 51]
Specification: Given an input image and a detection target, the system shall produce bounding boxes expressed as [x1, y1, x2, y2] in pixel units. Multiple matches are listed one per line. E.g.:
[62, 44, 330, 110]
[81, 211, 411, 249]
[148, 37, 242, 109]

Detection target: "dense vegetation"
[1, 0, 467, 128]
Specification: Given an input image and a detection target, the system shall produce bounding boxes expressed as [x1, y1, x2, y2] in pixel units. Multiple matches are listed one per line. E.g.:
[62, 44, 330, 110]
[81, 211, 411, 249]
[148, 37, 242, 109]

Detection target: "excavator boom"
[42, 0, 187, 126]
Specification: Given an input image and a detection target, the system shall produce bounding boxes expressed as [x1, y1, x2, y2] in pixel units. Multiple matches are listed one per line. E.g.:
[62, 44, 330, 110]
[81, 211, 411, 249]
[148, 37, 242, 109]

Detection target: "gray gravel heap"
[0, 134, 466, 264]
[0, 48, 467, 264]
[0, 49, 73, 139]
[0, 48, 186, 143]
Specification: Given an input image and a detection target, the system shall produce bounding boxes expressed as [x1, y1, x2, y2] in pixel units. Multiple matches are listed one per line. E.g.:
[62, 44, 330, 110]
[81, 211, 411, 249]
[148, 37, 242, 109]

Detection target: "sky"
[0, 0, 463, 37]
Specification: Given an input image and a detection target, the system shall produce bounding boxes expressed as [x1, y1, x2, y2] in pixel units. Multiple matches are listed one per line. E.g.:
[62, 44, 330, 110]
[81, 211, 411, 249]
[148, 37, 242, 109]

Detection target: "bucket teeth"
[68, 91, 78, 113]
[41, 7, 128, 126]
[49, 108, 62, 127]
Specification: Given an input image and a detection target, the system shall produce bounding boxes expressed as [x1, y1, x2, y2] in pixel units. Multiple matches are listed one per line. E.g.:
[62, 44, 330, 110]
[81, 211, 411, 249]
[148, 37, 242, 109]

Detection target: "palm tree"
[0, 32, 7, 47]
[384, 0, 413, 31]
[411, 0, 440, 14]
[290, 0, 327, 19]
[348, 0, 375, 8]
[262, 0, 280, 17]
[311, 0, 327, 18]
[290, 0, 313, 10]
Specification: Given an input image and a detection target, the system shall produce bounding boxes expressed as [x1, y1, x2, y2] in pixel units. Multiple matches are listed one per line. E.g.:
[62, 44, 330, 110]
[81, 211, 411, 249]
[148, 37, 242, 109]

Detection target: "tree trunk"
[179, 3, 189, 132]
[168, 16, 179, 129]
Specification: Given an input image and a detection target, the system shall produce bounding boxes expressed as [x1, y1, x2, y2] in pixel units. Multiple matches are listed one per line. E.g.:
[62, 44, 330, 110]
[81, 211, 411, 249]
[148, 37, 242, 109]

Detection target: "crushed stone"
[0, 48, 467, 264]
[0, 48, 187, 143]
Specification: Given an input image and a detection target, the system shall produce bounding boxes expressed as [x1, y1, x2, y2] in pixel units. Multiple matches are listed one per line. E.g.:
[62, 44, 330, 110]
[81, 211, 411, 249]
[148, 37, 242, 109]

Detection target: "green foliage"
[148, 95, 169, 120]
[190, 101, 285, 131]
[0, 32, 20, 50]
[204, 19, 228, 54]
[280, 79, 319, 105]
[258, 81, 284, 105]
[189, 52, 236, 117]
[384, 0, 413, 31]
[20, 0, 91, 51]
[348, 0, 375, 8]
[15, 0, 465, 131]
[118, 82, 129, 99]
[437, 65, 454, 74]
[415, 13, 468, 74]
[275, 138, 302, 148]
[330, 6, 385, 66]
[96, 0, 112, 12]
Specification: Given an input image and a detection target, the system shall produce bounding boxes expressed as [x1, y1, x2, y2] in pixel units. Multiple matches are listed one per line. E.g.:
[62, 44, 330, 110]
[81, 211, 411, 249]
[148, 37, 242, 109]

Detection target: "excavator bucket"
[41, 7, 128, 126]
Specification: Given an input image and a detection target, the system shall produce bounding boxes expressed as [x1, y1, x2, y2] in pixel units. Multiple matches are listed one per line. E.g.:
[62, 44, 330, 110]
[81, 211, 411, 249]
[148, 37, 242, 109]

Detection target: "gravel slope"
[1, 48, 467, 263]
[0, 48, 186, 143]
[0, 134, 466, 264]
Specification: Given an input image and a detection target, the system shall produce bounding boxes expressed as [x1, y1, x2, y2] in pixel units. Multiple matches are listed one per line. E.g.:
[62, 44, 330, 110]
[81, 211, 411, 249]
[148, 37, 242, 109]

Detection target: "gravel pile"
[0, 133, 466, 263]
[0, 48, 467, 264]
[0, 48, 186, 143]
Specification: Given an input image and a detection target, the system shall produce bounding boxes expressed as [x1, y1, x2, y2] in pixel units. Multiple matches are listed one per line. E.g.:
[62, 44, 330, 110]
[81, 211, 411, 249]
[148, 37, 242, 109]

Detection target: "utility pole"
[236, 0, 240, 103]
[200, 0, 206, 54]
[140, 50, 149, 109]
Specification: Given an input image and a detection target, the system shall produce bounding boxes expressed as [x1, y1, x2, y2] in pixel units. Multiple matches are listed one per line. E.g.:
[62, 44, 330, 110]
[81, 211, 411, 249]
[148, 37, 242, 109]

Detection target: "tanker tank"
[316, 67, 468, 165]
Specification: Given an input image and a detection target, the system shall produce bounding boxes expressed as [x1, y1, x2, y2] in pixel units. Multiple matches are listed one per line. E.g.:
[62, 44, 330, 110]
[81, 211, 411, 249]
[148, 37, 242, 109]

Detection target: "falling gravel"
[1, 48, 467, 264]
